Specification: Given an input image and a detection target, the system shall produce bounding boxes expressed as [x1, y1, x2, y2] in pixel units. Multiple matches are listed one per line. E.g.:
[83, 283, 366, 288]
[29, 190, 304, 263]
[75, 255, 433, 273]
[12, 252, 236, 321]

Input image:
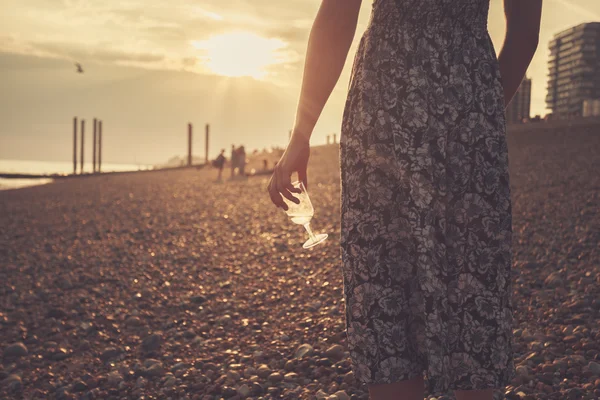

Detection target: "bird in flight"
[75, 63, 84, 73]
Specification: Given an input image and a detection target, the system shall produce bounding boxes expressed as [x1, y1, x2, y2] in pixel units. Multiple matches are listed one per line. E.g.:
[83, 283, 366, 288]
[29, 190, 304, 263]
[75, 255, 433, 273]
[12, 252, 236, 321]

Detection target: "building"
[506, 77, 532, 124]
[546, 22, 600, 118]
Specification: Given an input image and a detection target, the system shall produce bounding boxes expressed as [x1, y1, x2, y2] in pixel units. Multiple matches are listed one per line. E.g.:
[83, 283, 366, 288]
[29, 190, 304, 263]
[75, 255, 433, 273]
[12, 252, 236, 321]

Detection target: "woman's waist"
[369, 0, 488, 36]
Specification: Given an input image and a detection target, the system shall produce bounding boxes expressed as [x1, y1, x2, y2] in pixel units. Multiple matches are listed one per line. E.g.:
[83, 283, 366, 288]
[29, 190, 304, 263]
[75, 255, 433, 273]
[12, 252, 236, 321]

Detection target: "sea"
[0, 159, 153, 191]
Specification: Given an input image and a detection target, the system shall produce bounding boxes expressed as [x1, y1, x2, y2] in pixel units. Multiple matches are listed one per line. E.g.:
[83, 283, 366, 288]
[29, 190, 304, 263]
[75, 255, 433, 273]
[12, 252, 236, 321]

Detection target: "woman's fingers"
[282, 178, 301, 197]
[268, 174, 287, 210]
[277, 169, 300, 204]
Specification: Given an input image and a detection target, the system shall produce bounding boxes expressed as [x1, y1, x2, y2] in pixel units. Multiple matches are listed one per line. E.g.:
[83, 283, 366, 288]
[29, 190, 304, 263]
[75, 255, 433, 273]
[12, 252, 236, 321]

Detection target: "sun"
[191, 31, 288, 79]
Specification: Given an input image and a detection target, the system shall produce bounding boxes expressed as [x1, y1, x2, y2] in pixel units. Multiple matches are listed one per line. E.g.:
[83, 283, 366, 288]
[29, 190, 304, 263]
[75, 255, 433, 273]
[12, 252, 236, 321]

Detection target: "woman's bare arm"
[497, 0, 543, 107]
[292, 0, 362, 141]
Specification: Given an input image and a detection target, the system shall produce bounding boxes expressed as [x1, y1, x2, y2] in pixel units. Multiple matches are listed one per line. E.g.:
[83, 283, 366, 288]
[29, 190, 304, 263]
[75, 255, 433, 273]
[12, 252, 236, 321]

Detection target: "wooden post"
[333, 133, 337, 144]
[98, 120, 102, 173]
[188, 123, 192, 166]
[80, 119, 85, 174]
[73, 117, 78, 175]
[205, 124, 210, 165]
[326, 135, 330, 145]
[93, 118, 97, 173]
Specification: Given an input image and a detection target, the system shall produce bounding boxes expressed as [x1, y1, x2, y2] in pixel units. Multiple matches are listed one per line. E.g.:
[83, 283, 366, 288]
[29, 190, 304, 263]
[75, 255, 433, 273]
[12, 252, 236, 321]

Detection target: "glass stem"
[303, 223, 317, 242]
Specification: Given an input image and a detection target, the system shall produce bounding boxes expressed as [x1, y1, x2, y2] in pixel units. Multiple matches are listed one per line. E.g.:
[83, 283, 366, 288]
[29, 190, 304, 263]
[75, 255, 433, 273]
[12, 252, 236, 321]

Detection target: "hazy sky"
[1, 0, 599, 165]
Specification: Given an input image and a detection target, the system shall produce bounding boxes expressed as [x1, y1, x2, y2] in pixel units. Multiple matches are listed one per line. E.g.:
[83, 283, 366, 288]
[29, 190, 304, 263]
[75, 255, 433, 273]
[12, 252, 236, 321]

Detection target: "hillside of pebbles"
[1, 120, 599, 399]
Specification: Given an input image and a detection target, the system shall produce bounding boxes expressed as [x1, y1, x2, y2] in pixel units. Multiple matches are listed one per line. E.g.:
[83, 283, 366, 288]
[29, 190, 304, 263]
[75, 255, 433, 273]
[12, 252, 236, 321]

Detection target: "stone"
[100, 347, 121, 362]
[163, 373, 177, 386]
[237, 383, 250, 397]
[284, 360, 295, 371]
[222, 386, 237, 398]
[226, 370, 241, 382]
[172, 362, 190, 372]
[107, 372, 123, 387]
[136, 377, 147, 388]
[343, 371, 354, 384]
[190, 295, 206, 304]
[566, 387, 584, 400]
[325, 344, 345, 360]
[73, 380, 88, 392]
[334, 391, 350, 400]
[257, 364, 271, 378]
[588, 361, 600, 375]
[268, 372, 283, 382]
[544, 271, 564, 287]
[145, 363, 165, 377]
[3, 343, 28, 358]
[294, 343, 314, 359]
[52, 348, 70, 361]
[1, 374, 22, 388]
[316, 389, 328, 400]
[7, 380, 22, 392]
[142, 333, 162, 351]
[284, 372, 298, 382]
[46, 308, 67, 318]
[126, 316, 143, 326]
[250, 382, 264, 395]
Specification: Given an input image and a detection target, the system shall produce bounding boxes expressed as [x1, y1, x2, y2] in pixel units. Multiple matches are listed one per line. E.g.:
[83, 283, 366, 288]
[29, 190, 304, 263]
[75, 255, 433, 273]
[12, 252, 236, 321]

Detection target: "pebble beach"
[1, 119, 600, 400]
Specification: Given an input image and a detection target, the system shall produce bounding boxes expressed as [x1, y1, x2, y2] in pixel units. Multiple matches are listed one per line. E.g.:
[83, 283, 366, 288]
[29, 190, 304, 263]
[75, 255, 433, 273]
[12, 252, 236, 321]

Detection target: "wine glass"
[283, 181, 328, 249]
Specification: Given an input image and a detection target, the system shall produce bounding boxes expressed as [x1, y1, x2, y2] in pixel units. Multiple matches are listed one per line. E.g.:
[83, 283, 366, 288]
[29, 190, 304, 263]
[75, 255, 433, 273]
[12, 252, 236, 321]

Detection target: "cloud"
[30, 41, 165, 64]
[547, 0, 600, 20]
[0, 0, 321, 80]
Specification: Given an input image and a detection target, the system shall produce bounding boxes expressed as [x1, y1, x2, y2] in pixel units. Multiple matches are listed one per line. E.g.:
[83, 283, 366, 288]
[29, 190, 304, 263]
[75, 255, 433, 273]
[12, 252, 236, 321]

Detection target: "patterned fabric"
[339, 0, 515, 396]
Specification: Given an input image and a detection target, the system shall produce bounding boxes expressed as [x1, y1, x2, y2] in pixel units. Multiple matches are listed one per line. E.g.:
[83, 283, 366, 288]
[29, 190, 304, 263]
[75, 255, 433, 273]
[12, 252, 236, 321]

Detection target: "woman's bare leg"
[368, 374, 424, 400]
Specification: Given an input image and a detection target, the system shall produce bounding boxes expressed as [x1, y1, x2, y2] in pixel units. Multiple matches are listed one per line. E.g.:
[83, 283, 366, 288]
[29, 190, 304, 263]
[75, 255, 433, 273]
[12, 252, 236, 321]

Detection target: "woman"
[268, 1, 542, 399]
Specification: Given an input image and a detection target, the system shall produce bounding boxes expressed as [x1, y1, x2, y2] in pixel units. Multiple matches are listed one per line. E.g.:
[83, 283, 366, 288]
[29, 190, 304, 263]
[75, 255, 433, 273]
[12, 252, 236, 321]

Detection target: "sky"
[1, 0, 599, 165]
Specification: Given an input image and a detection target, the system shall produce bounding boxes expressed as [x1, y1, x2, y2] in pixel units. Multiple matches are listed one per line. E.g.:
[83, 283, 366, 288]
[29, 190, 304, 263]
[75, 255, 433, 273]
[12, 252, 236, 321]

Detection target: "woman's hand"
[267, 132, 310, 210]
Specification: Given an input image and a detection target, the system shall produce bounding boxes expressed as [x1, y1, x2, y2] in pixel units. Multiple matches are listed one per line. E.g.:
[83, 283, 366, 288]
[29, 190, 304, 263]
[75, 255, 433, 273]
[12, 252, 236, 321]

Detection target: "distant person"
[230, 144, 237, 178]
[213, 149, 226, 181]
[237, 146, 246, 176]
[267, 1, 542, 400]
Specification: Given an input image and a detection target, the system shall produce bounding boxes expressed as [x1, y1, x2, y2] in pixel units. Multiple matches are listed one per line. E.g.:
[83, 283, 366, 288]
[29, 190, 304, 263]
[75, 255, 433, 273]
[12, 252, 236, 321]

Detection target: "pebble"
[126, 316, 143, 326]
[268, 372, 283, 382]
[284, 372, 298, 382]
[107, 372, 123, 387]
[294, 343, 314, 359]
[588, 361, 600, 375]
[1, 374, 22, 391]
[142, 333, 162, 351]
[222, 386, 237, 397]
[72, 380, 88, 392]
[334, 391, 350, 400]
[256, 364, 271, 378]
[52, 348, 70, 361]
[237, 383, 250, 397]
[145, 363, 165, 377]
[100, 347, 121, 362]
[136, 377, 147, 388]
[3, 343, 28, 358]
[325, 344, 345, 360]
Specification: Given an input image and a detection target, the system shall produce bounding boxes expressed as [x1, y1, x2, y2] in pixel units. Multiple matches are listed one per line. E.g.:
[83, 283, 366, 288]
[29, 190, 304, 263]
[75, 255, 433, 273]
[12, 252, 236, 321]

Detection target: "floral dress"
[339, 0, 515, 396]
